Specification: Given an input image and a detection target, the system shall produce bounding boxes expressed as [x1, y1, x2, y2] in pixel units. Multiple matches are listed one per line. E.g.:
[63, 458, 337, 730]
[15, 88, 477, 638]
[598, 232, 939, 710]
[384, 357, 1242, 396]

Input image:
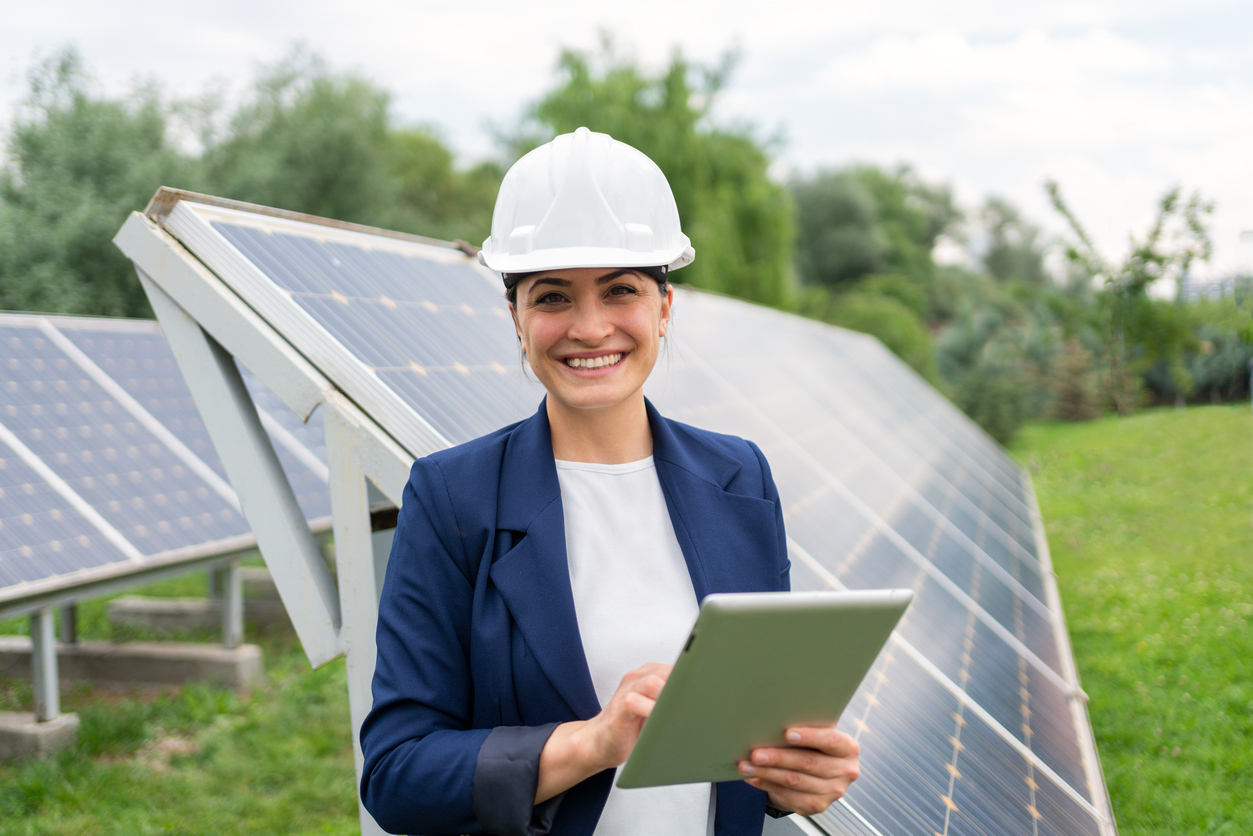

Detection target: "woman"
[360, 128, 860, 836]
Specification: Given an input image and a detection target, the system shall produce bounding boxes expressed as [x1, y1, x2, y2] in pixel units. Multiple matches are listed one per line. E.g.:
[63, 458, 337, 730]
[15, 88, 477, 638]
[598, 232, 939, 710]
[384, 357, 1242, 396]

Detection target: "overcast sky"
[4, 0, 1252, 279]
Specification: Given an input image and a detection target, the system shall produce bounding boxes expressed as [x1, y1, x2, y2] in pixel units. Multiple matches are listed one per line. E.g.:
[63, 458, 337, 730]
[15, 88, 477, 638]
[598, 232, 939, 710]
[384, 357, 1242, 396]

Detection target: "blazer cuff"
[473, 723, 564, 836]
[765, 804, 792, 819]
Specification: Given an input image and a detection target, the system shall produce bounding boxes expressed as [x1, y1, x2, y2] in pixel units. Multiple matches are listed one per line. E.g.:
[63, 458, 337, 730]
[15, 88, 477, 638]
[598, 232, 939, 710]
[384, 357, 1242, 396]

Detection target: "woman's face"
[510, 267, 672, 413]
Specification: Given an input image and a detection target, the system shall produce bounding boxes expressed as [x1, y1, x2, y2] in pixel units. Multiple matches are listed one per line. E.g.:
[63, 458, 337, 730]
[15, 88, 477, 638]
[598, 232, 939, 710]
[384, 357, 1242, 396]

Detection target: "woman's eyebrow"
[530, 277, 572, 289]
[594, 269, 640, 285]
[528, 269, 641, 296]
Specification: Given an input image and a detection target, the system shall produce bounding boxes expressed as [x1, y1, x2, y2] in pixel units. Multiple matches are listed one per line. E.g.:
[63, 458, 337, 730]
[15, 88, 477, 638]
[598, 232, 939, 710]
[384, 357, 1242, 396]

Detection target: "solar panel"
[0, 313, 331, 611]
[145, 195, 1112, 836]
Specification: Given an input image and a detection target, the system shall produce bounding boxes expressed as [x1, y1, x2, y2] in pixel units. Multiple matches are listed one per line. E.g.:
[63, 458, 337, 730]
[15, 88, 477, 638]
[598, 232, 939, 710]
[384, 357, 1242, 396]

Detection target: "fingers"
[739, 763, 838, 796]
[621, 690, 657, 718]
[746, 779, 845, 816]
[623, 662, 673, 686]
[609, 666, 670, 720]
[746, 745, 860, 779]
[780, 726, 860, 759]
[737, 725, 862, 817]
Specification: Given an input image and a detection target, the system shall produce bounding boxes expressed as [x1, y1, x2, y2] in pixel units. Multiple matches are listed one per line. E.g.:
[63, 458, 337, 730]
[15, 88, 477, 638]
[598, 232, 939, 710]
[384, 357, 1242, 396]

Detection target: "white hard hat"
[479, 127, 695, 281]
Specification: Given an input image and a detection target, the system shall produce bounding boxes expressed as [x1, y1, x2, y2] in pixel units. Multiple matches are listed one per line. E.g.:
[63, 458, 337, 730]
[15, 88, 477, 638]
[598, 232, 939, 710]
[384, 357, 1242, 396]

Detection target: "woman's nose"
[567, 299, 614, 344]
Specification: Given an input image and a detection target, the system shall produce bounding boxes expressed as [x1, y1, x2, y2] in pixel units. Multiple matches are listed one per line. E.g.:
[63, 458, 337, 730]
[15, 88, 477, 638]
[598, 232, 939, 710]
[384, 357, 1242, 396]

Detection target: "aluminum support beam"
[30, 607, 59, 722]
[141, 272, 342, 667]
[325, 404, 387, 836]
[59, 604, 78, 645]
[221, 559, 244, 650]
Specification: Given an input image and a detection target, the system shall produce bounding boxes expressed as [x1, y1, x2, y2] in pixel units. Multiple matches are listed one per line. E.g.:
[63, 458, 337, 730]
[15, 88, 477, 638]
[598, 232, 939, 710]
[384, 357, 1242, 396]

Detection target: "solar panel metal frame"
[114, 188, 1116, 836]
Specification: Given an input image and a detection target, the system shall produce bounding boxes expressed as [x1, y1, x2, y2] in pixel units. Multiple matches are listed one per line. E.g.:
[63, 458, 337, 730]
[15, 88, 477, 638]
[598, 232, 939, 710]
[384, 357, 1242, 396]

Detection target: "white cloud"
[818, 29, 1167, 94]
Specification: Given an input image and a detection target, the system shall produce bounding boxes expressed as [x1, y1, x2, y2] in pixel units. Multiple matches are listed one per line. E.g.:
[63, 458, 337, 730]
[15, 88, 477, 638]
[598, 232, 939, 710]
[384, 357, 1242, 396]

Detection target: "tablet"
[616, 589, 913, 789]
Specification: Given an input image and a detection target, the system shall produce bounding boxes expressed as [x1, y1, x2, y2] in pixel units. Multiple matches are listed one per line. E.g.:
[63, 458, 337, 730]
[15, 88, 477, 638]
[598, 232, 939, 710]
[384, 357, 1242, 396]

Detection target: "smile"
[564, 353, 623, 369]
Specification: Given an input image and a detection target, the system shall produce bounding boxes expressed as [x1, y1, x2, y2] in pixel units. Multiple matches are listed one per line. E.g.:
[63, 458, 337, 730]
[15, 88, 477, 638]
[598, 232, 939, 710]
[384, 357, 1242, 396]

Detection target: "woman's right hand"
[534, 662, 672, 803]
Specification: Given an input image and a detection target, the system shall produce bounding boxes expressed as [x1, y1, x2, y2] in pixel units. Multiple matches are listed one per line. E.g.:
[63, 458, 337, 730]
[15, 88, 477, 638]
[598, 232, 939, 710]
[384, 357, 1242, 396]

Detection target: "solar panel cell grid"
[210, 219, 541, 445]
[1, 326, 247, 554]
[0, 314, 335, 601]
[0, 441, 129, 585]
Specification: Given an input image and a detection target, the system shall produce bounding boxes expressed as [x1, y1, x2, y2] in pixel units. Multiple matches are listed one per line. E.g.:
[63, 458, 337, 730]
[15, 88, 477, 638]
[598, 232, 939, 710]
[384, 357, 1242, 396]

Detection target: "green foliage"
[0, 50, 195, 317]
[201, 51, 502, 245]
[385, 128, 503, 243]
[954, 363, 1029, 444]
[202, 51, 396, 227]
[1052, 339, 1101, 421]
[1013, 406, 1253, 833]
[519, 45, 795, 307]
[0, 48, 501, 319]
[791, 165, 959, 302]
[856, 273, 928, 319]
[1047, 180, 1214, 414]
[981, 196, 1047, 284]
[791, 170, 885, 287]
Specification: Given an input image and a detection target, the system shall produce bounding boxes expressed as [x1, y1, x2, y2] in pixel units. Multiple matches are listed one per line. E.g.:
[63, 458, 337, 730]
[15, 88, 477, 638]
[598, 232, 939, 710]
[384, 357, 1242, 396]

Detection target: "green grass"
[1012, 404, 1253, 835]
[0, 572, 360, 835]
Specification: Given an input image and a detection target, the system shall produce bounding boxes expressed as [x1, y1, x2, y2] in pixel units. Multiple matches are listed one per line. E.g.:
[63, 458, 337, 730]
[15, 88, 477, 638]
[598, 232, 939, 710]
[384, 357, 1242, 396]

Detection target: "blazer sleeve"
[748, 440, 790, 592]
[359, 459, 490, 834]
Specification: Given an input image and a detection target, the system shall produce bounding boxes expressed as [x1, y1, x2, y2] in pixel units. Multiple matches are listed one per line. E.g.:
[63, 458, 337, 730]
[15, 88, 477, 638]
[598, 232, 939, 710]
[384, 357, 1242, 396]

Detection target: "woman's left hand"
[737, 725, 860, 816]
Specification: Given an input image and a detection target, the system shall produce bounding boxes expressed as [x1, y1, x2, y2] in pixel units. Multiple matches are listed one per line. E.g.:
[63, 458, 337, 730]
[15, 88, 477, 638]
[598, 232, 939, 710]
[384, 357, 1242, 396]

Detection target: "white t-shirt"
[555, 457, 713, 836]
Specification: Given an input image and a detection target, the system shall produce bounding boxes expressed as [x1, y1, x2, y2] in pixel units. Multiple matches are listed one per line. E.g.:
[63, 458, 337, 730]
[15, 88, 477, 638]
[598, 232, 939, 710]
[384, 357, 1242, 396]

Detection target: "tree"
[790, 164, 960, 329]
[852, 165, 960, 285]
[386, 127, 502, 244]
[202, 50, 396, 228]
[981, 197, 1047, 285]
[1047, 180, 1213, 414]
[0, 48, 503, 318]
[791, 170, 886, 288]
[516, 44, 795, 307]
[0, 50, 195, 317]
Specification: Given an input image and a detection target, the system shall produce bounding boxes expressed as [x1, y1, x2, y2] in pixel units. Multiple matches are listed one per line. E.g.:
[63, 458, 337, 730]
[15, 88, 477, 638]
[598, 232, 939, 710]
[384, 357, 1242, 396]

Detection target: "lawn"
[1012, 404, 1253, 835]
[0, 572, 361, 835]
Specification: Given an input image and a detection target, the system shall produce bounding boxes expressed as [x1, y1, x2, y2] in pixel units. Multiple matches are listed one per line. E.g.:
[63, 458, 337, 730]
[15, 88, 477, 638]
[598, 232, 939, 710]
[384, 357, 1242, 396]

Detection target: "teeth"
[566, 353, 622, 369]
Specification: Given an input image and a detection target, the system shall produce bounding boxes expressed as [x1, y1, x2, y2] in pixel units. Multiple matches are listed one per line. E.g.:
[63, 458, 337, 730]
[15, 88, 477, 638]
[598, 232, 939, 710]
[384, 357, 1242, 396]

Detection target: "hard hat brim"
[479, 244, 695, 276]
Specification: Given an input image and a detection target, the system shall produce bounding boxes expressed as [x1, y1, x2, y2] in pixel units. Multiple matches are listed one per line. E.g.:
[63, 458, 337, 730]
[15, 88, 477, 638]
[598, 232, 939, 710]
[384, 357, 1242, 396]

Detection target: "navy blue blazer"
[360, 399, 791, 835]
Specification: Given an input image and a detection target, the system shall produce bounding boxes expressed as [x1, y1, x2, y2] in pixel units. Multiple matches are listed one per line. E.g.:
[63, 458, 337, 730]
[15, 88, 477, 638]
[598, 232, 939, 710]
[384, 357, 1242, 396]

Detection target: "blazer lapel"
[648, 400, 782, 599]
[489, 400, 601, 720]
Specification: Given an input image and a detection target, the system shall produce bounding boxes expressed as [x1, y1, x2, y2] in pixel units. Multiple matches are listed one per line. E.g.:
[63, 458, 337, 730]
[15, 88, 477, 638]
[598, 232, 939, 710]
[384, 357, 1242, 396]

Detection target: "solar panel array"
[156, 197, 1110, 836]
[0, 313, 330, 602]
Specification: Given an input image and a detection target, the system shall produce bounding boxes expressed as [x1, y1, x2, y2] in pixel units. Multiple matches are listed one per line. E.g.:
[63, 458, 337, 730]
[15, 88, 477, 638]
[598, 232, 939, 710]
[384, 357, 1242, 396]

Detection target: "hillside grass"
[0, 572, 360, 835]
[1012, 404, 1253, 835]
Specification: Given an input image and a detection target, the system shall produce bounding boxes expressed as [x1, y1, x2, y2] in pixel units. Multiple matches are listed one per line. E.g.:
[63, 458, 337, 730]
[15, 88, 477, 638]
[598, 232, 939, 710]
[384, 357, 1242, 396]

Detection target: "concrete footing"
[107, 595, 290, 632]
[0, 712, 79, 762]
[0, 637, 263, 691]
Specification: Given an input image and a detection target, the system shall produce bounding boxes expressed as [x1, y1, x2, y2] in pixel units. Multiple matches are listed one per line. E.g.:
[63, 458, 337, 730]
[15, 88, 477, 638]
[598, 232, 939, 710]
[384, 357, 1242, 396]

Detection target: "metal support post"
[221, 559, 244, 650]
[208, 565, 224, 599]
[140, 271, 341, 666]
[59, 603, 78, 644]
[30, 606, 60, 722]
[325, 405, 387, 836]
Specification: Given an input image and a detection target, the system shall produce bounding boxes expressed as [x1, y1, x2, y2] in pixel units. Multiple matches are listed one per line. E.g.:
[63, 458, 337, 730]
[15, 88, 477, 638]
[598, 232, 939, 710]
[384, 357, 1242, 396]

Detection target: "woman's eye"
[536, 292, 567, 304]
[608, 284, 638, 297]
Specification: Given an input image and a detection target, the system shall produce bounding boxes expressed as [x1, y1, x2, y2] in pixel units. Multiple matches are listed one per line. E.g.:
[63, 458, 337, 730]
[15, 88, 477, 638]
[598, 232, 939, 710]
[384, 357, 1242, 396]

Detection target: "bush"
[953, 362, 1029, 444]
[1052, 338, 1100, 420]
